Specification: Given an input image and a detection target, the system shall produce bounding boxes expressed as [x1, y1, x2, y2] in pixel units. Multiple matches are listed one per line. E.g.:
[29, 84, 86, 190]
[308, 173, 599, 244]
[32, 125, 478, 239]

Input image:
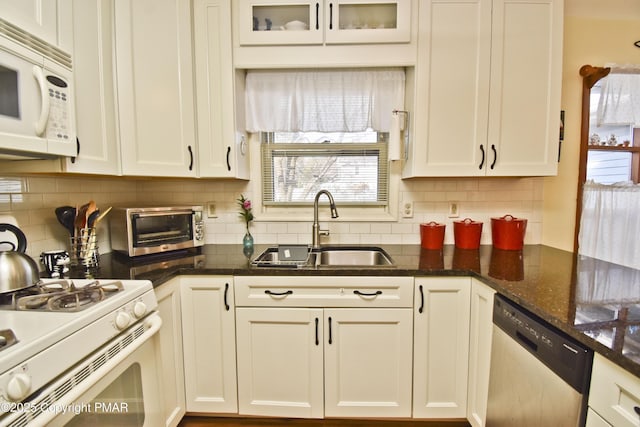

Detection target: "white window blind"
[261, 131, 388, 205]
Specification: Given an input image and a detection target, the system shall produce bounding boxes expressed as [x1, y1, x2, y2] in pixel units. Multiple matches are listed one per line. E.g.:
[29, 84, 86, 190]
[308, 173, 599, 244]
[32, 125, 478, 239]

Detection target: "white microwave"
[0, 31, 75, 158]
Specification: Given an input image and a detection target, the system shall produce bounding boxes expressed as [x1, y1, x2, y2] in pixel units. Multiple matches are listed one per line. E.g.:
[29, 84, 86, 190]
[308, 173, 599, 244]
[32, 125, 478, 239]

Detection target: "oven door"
[3, 313, 164, 427]
[51, 313, 163, 427]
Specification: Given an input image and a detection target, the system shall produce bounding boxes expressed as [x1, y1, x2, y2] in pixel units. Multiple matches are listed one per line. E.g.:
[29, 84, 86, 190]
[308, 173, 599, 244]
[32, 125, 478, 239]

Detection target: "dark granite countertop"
[78, 243, 640, 378]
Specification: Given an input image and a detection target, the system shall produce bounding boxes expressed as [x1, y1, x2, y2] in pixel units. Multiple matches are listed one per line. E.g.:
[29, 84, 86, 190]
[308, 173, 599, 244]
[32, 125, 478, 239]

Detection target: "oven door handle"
[35, 313, 163, 426]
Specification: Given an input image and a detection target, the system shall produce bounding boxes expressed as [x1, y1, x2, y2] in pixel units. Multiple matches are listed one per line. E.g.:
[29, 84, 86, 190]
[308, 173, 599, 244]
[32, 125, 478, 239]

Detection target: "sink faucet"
[312, 190, 339, 249]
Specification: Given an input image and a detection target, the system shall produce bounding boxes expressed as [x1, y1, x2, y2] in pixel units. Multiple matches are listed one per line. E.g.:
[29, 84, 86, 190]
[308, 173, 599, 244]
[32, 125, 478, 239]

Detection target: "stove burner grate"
[0, 280, 124, 312]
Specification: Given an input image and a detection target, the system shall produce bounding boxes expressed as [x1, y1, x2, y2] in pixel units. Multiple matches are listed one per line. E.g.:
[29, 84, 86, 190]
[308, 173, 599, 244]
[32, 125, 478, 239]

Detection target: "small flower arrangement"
[237, 194, 254, 232]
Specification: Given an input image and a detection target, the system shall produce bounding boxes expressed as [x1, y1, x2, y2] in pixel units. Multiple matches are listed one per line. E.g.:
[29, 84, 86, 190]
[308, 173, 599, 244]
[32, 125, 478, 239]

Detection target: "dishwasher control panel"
[493, 295, 593, 393]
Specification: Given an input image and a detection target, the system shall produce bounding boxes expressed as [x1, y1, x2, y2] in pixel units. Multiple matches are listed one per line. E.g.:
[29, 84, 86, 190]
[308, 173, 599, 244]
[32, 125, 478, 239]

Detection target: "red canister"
[453, 218, 483, 249]
[420, 222, 446, 250]
[491, 214, 527, 250]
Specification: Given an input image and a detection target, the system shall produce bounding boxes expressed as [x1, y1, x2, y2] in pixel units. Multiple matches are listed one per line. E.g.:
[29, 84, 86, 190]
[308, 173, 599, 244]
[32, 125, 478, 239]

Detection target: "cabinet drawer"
[589, 353, 640, 426]
[234, 276, 413, 307]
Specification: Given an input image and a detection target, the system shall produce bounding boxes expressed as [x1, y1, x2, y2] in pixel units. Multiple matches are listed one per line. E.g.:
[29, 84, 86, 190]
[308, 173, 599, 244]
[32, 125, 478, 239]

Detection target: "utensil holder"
[70, 228, 99, 268]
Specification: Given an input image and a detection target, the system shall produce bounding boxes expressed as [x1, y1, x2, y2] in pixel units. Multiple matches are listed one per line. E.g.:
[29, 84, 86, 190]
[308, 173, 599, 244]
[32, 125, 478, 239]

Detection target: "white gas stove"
[0, 279, 158, 426]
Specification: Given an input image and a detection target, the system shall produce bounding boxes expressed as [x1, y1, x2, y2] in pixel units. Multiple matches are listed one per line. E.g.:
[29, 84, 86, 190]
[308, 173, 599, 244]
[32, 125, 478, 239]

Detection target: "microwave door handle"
[33, 66, 50, 136]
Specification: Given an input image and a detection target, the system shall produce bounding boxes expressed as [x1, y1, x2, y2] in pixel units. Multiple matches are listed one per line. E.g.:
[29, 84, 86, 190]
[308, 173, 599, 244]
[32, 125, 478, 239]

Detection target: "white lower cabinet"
[324, 308, 413, 418]
[155, 277, 186, 427]
[467, 279, 495, 427]
[180, 276, 238, 413]
[587, 353, 640, 427]
[413, 277, 471, 418]
[234, 276, 414, 418]
[235, 307, 324, 418]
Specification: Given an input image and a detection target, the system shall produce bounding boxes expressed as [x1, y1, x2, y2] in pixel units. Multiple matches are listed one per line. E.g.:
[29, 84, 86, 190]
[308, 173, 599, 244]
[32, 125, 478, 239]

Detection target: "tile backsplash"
[0, 175, 543, 260]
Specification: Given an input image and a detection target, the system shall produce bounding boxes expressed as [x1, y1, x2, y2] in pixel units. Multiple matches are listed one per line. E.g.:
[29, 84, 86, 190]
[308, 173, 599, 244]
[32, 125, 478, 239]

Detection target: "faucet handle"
[319, 229, 330, 237]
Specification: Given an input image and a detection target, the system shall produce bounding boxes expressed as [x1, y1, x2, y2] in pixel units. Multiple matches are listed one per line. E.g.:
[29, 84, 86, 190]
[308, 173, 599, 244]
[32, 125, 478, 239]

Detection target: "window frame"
[261, 131, 389, 207]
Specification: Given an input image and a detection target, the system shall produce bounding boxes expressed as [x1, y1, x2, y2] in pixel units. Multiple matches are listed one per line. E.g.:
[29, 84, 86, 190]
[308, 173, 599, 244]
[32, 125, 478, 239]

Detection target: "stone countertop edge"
[90, 244, 640, 379]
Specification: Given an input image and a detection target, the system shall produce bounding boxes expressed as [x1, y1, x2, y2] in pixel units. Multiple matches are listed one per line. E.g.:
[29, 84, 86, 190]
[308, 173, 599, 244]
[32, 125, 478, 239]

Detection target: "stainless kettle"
[0, 224, 40, 292]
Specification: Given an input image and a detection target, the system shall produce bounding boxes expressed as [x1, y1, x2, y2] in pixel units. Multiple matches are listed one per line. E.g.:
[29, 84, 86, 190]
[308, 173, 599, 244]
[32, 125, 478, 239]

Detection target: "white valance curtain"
[245, 69, 405, 133]
[596, 63, 640, 126]
[578, 181, 640, 269]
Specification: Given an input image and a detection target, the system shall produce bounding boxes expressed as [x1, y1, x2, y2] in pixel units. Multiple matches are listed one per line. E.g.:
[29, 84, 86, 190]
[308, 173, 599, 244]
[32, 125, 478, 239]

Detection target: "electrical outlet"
[402, 201, 413, 218]
[448, 202, 459, 218]
[207, 202, 217, 218]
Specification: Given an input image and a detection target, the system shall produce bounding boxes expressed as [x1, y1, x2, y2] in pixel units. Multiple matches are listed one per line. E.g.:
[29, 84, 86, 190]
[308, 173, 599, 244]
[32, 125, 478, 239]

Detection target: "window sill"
[254, 209, 397, 223]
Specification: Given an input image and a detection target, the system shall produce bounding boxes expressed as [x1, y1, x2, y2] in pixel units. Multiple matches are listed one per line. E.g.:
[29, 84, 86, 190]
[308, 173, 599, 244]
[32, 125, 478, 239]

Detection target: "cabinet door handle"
[353, 290, 382, 297]
[315, 317, 319, 345]
[479, 145, 485, 169]
[328, 316, 333, 344]
[226, 146, 231, 171]
[490, 144, 497, 169]
[188, 145, 194, 171]
[418, 284, 424, 313]
[264, 290, 293, 297]
[224, 283, 230, 311]
[329, 3, 333, 30]
[315, 3, 319, 30]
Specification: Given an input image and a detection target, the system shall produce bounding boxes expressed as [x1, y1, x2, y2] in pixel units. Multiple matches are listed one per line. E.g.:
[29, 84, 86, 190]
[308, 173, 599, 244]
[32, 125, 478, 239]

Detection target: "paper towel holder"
[392, 110, 410, 161]
[392, 109, 409, 131]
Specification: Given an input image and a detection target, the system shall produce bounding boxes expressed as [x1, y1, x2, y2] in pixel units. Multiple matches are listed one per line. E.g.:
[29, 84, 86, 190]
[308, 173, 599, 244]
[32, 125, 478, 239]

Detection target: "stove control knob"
[7, 373, 31, 402]
[115, 311, 131, 330]
[133, 301, 147, 319]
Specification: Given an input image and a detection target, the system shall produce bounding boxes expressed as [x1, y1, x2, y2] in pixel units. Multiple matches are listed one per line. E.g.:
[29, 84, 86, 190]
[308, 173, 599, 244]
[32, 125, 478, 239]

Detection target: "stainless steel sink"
[251, 246, 394, 268]
[316, 247, 394, 267]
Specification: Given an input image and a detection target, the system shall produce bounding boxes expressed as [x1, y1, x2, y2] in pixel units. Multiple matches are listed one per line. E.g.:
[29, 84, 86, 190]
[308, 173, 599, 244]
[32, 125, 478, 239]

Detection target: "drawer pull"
[353, 290, 382, 297]
[315, 318, 319, 346]
[224, 283, 230, 311]
[418, 284, 424, 313]
[328, 316, 333, 344]
[264, 290, 293, 297]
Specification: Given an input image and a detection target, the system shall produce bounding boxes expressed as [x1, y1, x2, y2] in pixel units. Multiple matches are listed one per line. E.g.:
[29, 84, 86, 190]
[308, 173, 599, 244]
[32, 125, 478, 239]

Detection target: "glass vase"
[243, 230, 254, 258]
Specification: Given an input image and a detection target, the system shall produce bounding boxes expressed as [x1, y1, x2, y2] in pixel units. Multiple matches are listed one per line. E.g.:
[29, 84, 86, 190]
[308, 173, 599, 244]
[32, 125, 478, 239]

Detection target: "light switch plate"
[207, 202, 217, 218]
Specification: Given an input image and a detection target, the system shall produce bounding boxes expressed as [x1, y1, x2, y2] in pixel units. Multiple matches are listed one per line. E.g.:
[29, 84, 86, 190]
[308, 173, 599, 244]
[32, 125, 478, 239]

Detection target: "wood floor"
[179, 416, 470, 427]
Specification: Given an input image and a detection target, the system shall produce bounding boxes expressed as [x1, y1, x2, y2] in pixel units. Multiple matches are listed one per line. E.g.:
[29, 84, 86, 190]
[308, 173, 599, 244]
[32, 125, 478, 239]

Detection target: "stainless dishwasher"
[486, 295, 593, 427]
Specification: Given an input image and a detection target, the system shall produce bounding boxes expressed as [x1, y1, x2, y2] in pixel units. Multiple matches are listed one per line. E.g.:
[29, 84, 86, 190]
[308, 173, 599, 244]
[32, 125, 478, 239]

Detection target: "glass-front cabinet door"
[324, 0, 411, 44]
[238, 0, 411, 46]
[238, 0, 325, 45]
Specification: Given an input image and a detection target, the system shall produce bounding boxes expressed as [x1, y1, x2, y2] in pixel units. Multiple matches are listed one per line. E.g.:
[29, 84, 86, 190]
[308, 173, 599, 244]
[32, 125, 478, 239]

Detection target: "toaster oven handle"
[33, 66, 51, 136]
[132, 209, 194, 218]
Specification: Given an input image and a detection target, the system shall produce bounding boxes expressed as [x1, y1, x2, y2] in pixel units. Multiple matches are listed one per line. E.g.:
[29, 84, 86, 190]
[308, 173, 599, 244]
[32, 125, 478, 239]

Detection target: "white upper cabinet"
[64, 0, 120, 175]
[233, 0, 417, 67]
[114, 0, 198, 177]
[238, 0, 411, 46]
[0, 0, 72, 52]
[404, 0, 563, 177]
[193, 0, 250, 179]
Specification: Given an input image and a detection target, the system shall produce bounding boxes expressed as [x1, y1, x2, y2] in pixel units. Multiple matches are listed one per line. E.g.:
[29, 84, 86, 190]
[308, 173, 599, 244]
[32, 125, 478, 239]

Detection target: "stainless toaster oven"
[110, 206, 204, 257]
